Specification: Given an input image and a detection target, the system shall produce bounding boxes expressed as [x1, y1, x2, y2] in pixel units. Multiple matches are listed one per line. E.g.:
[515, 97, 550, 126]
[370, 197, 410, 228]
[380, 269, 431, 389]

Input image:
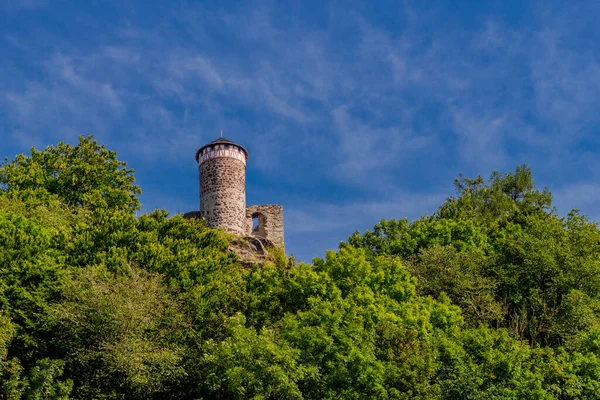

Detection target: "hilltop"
[2, 136, 600, 399]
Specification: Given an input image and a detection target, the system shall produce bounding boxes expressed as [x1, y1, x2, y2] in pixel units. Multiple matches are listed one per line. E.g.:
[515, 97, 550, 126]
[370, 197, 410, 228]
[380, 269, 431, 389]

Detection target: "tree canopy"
[1, 139, 600, 399]
[348, 165, 600, 348]
[0, 135, 141, 211]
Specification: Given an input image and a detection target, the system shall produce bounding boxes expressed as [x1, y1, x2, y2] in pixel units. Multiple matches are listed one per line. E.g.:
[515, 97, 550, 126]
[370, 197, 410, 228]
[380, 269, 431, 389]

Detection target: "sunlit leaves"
[0, 135, 141, 211]
[349, 165, 600, 347]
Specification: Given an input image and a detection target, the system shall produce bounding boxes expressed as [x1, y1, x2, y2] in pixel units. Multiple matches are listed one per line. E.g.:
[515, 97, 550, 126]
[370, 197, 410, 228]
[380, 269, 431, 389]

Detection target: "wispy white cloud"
[286, 191, 446, 235]
[330, 104, 430, 183]
[285, 190, 448, 260]
[449, 107, 507, 167]
[102, 46, 141, 65]
[4, 1, 597, 179]
[552, 183, 600, 224]
[168, 55, 224, 90]
[1, 0, 47, 12]
[530, 30, 600, 137]
[2, 52, 126, 148]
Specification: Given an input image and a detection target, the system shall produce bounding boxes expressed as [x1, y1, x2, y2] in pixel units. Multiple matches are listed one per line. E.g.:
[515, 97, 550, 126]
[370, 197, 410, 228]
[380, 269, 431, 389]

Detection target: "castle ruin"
[185, 138, 284, 249]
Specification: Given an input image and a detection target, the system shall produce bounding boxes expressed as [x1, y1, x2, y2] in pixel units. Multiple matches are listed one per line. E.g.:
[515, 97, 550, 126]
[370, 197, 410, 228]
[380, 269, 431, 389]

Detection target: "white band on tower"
[198, 144, 247, 165]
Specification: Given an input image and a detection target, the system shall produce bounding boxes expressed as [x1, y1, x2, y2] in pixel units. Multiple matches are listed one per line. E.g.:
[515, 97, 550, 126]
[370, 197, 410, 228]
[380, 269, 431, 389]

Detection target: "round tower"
[195, 138, 248, 236]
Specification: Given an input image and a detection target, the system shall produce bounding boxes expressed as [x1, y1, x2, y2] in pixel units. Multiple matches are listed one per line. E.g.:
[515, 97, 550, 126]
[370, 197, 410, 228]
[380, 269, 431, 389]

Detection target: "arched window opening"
[251, 212, 267, 239]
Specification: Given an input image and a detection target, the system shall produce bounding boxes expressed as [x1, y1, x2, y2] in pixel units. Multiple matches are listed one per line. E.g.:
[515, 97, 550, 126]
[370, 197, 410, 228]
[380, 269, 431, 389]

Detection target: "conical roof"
[195, 137, 248, 162]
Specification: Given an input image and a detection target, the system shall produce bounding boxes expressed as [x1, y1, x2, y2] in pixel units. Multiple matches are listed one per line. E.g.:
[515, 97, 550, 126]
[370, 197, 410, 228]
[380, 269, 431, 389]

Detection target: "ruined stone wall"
[246, 205, 284, 247]
[192, 138, 285, 250]
[199, 157, 246, 236]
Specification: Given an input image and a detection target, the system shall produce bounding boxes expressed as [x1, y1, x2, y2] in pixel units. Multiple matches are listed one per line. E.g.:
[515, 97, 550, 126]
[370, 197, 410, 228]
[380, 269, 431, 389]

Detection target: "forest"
[2, 136, 600, 399]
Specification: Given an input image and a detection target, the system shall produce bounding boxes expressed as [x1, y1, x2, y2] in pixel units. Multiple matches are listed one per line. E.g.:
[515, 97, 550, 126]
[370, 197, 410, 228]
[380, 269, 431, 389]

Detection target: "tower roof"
[195, 137, 248, 163]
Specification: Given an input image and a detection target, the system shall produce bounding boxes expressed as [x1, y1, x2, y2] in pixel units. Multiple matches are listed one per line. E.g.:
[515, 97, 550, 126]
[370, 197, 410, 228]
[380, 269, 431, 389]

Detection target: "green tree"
[409, 246, 503, 327]
[349, 165, 600, 346]
[50, 265, 186, 399]
[0, 135, 141, 211]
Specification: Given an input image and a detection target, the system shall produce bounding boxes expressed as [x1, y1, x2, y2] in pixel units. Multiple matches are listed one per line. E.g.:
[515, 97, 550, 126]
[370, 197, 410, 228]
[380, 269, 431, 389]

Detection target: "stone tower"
[195, 138, 248, 236]
[187, 137, 285, 249]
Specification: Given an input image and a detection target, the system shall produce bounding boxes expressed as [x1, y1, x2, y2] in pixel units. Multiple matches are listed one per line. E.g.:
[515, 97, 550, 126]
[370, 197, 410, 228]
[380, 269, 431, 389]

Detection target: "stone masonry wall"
[200, 157, 246, 236]
[246, 204, 284, 247]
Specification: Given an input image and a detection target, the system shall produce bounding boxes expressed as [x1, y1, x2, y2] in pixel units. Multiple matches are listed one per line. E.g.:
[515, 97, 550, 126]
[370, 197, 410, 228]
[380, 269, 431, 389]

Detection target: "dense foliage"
[1, 138, 600, 399]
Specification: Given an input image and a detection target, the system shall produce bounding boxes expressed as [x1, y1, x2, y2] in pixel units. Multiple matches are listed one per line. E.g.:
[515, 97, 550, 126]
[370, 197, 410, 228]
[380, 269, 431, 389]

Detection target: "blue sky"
[2, 0, 600, 261]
